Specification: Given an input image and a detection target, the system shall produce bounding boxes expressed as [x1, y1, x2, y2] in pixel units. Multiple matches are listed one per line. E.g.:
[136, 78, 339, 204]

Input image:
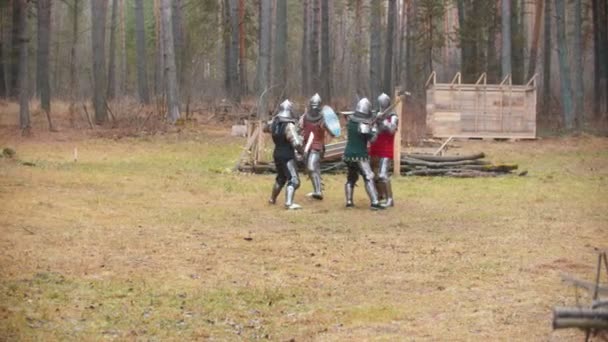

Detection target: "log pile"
[236, 141, 520, 177]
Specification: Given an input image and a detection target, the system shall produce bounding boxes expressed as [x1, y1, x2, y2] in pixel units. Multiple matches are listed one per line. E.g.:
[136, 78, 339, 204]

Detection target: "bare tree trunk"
[511, 0, 525, 84]
[486, 0, 499, 83]
[257, 0, 272, 119]
[273, 0, 287, 96]
[10, 0, 21, 99]
[0, 4, 9, 98]
[229, 0, 240, 101]
[222, 0, 230, 95]
[355, 0, 365, 95]
[592, 0, 601, 116]
[107, 0, 118, 100]
[543, 0, 551, 114]
[301, 0, 309, 95]
[384, 0, 396, 95]
[527, 0, 543, 81]
[154, 0, 164, 97]
[311, 0, 320, 92]
[36, 0, 53, 131]
[320, 0, 331, 102]
[120, 0, 127, 95]
[135, 0, 150, 104]
[370, 0, 382, 97]
[91, 0, 108, 124]
[238, 0, 248, 94]
[69, 0, 79, 101]
[17, 0, 29, 134]
[554, 0, 575, 129]
[161, 0, 180, 123]
[572, 0, 584, 127]
[501, 0, 512, 78]
[172, 0, 184, 89]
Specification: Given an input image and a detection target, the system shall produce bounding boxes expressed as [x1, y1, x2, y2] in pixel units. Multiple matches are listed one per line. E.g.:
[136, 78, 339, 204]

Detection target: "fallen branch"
[403, 152, 485, 162]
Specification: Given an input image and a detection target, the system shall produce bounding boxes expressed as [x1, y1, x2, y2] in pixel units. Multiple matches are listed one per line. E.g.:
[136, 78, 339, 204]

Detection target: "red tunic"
[302, 118, 326, 152]
[369, 130, 395, 159]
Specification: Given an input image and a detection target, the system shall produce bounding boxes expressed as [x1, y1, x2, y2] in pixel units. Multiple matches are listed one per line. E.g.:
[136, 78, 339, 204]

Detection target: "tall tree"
[501, 0, 511, 78]
[383, 0, 396, 95]
[592, 0, 607, 117]
[120, 0, 127, 94]
[222, 0, 230, 95]
[229, 0, 240, 101]
[301, 0, 310, 95]
[161, 0, 180, 122]
[311, 0, 320, 91]
[542, 0, 551, 113]
[511, 0, 524, 84]
[370, 0, 382, 97]
[527, 0, 543, 81]
[256, 0, 272, 119]
[0, 4, 9, 97]
[273, 0, 287, 95]
[91, 0, 108, 124]
[572, 0, 584, 127]
[238, 0, 247, 94]
[9, 0, 22, 98]
[134, 0, 150, 104]
[353, 0, 363, 95]
[69, 0, 79, 100]
[107, 0, 118, 100]
[17, 0, 29, 134]
[320, 0, 331, 102]
[172, 0, 184, 88]
[554, 0, 575, 129]
[37, 0, 53, 131]
[154, 0, 164, 96]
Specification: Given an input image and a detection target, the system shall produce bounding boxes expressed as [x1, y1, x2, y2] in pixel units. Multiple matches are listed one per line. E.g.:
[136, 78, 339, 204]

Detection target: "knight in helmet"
[264, 99, 304, 210]
[369, 93, 399, 207]
[299, 93, 337, 200]
[343, 98, 384, 210]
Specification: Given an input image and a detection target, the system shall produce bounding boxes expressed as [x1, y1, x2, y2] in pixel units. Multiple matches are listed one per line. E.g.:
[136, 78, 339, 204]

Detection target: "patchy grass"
[0, 127, 607, 340]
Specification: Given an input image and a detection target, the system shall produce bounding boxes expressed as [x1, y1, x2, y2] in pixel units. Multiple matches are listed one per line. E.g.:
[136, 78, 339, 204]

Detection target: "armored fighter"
[264, 99, 304, 210]
[343, 98, 384, 210]
[369, 93, 399, 207]
[299, 93, 337, 200]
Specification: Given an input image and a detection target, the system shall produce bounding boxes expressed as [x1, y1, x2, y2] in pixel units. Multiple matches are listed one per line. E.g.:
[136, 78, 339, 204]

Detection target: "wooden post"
[393, 87, 403, 177]
[256, 120, 265, 164]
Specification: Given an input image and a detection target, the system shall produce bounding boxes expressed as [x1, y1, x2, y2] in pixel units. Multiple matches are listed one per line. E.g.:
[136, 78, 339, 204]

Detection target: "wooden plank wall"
[426, 84, 537, 139]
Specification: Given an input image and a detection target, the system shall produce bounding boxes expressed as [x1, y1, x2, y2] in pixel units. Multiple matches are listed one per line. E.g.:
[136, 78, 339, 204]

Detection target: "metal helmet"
[276, 99, 295, 122]
[306, 93, 323, 122]
[352, 98, 373, 123]
[377, 93, 391, 111]
[309, 93, 322, 110]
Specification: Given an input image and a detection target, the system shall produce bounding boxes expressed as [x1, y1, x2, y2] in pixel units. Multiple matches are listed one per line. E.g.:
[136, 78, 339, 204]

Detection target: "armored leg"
[371, 157, 386, 201]
[284, 159, 302, 210]
[306, 151, 323, 200]
[345, 162, 359, 207]
[270, 161, 287, 204]
[377, 158, 394, 207]
[357, 160, 384, 210]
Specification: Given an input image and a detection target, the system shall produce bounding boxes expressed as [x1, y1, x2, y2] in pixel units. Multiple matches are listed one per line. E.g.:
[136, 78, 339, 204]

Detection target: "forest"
[0, 0, 607, 135]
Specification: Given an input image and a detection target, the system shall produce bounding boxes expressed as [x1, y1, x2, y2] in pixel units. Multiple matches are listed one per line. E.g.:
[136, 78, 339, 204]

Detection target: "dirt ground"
[0, 105, 607, 340]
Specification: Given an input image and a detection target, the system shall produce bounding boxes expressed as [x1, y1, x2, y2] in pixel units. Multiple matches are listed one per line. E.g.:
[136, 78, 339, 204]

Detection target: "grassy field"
[0, 121, 607, 340]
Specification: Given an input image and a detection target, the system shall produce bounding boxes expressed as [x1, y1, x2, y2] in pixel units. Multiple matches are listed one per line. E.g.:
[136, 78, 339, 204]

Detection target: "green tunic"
[343, 120, 370, 161]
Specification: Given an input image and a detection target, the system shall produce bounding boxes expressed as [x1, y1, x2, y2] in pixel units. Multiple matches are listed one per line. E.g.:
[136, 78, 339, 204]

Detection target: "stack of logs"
[238, 149, 519, 177]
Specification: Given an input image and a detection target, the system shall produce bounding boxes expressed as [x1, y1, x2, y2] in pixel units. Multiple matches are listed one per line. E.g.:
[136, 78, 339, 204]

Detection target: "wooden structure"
[553, 251, 608, 340]
[425, 72, 537, 139]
